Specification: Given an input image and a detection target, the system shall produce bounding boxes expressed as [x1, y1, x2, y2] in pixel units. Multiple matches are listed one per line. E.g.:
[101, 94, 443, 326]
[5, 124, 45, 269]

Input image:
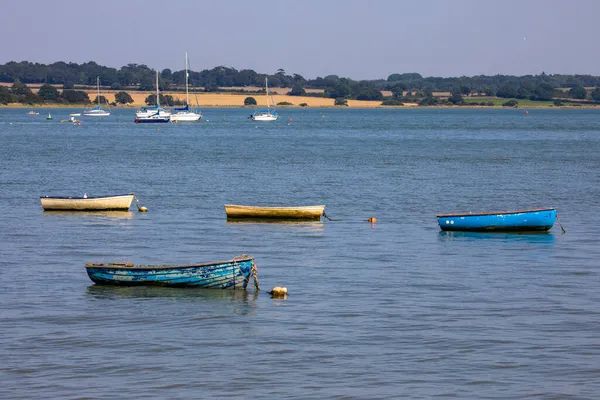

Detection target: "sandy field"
[48, 90, 418, 108]
[110, 91, 407, 108]
[1, 83, 418, 107]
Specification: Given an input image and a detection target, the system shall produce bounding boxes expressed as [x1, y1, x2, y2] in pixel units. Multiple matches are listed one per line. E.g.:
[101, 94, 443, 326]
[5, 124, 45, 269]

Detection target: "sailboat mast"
[156, 71, 160, 107]
[265, 77, 269, 110]
[185, 52, 189, 106]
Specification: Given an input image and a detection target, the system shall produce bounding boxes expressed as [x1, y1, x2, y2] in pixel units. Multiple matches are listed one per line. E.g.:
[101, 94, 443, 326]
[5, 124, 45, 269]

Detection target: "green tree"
[288, 84, 306, 96]
[244, 96, 257, 105]
[419, 96, 438, 106]
[356, 87, 383, 101]
[0, 86, 13, 104]
[334, 97, 348, 106]
[59, 90, 90, 103]
[22, 92, 43, 104]
[115, 91, 134, 104]
[569, 85, 587, 99]
[502, 99, 519, 107]
[139, 75, 155, 91]
[448, 94, 463, 104]
[110, 82, 122, 90]
[459, 85, 471, 96]
[37, 84, 60, 101]
[11, 79, 32, 96]
[531, 83, 553, 101]
[483, 87, 495, 96]
[591, 88, 600, 101]
[299, 103, 308, 107]
[390, 83, 406, 99]
[144, 94, 175, 106]
[496, 84, 518, 98]
[163, 94, 176, 106]
[92, 95, 108, 105]
[326, 82, 351, 99]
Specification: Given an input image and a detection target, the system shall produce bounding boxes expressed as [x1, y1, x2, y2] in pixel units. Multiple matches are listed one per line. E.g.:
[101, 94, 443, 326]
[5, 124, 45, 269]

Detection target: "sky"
[2, 0, 598, 79]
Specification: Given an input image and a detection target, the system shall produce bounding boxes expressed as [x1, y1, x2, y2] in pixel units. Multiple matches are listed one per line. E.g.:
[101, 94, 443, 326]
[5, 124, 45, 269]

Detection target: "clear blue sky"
[2, 0, 597, 79]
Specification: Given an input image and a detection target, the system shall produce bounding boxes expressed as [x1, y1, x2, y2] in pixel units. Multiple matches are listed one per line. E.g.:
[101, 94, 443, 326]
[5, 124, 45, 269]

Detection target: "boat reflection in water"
[42, 211, 134, 220]
[438, 230, 556, 244]
[226, 218, 324, 225]
[86, 285, 259, 300]
[86, 286, 259, 316]
[226, 218, 325, 233]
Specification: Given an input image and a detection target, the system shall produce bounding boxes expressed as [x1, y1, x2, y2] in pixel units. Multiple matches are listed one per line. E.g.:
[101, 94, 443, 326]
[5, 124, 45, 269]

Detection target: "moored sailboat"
[170, 52, 202, 122]
[250, 77, 278, 121]
[82, 77, 111, 117]
[134, 71, 171, 123]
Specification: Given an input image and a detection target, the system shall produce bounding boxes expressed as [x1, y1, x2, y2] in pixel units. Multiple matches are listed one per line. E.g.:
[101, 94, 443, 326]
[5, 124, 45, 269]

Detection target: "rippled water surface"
[1, 108, 599, 399]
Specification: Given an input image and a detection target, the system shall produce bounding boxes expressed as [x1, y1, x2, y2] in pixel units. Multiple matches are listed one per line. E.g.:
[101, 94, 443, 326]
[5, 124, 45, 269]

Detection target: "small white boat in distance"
[40, 193, 135, 211]
[82, 77, 111, 117]
[250, 77, 278, 121]
[170, 52, 202, 122]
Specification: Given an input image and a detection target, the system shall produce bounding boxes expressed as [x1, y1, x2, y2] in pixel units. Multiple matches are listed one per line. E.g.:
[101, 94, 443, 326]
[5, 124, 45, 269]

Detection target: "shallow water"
[1, 107, 599, 398]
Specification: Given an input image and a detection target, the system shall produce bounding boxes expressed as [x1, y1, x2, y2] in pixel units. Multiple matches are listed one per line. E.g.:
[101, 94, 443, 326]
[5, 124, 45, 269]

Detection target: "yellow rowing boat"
[224, 204, 325, 220]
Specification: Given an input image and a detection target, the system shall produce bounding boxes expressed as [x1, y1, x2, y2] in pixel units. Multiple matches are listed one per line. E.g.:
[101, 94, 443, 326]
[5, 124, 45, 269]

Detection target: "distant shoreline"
[2, 89, 599, 110]
[2, 102, 598, 110]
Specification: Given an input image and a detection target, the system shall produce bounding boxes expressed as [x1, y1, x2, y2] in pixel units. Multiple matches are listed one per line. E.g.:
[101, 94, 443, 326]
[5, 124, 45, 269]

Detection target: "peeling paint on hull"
[85, 256, 254, 289]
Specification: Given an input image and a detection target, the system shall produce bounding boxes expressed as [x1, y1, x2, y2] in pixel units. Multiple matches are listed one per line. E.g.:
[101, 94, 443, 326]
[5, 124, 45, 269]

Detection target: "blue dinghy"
[85, 255, 259, 289]
[436, 208, 557, 232]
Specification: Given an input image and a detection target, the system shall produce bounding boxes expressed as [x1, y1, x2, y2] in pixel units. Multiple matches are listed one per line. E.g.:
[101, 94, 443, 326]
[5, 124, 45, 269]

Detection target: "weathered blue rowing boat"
[85, 255, 259, 289]
[436, 208, 557, 232]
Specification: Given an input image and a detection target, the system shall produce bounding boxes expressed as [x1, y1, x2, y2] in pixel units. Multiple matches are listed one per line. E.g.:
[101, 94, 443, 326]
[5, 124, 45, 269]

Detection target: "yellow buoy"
[368, 217, 377, 223]
[139, 206, 148, 212]
[269, 286, 288, 297]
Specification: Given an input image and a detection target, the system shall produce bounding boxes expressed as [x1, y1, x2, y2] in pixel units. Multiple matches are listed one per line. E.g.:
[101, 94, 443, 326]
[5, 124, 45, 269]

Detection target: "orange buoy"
[368, 217, 377, 223]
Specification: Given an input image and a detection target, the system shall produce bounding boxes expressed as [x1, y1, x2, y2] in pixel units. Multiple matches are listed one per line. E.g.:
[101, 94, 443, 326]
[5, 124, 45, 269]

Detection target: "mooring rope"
[556, 214, 566, 234]
[251, 261, 260, 291]
[322, 211, 343, 221]
[237, 255, 260, 291]
[323, 211, 376, 223]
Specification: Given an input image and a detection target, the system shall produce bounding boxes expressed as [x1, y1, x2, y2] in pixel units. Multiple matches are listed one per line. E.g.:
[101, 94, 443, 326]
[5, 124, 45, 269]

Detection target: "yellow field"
[0, 83, 419, 108]
[79, 90, 418, 108]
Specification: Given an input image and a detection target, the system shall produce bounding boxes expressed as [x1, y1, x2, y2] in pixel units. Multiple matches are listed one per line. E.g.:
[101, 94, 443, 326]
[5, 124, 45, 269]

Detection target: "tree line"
[0, 79, 137, 105]
[2, 60, 600, 104]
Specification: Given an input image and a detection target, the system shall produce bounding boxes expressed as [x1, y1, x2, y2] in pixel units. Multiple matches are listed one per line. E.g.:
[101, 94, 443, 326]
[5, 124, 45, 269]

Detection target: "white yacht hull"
[251, 114, 278, 121]
[82, 110, 111, 117]
[170, 112, 202, 122]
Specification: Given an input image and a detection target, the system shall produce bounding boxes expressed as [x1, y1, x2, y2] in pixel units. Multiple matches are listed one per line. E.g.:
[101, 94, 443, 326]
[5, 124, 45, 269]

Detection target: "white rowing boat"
[40, 193, 135, 211]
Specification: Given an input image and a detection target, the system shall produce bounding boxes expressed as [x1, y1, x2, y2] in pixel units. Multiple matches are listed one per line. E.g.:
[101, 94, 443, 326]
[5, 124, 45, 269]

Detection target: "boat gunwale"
[85, 256, 254, 271]
[225, 204, 325, 211]
[436, 207, 556, 218]
[40, 193, 135, 200]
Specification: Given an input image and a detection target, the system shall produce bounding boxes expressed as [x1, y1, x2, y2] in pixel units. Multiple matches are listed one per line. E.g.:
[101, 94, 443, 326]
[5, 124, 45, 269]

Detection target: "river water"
[1, 107, 599, 398]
